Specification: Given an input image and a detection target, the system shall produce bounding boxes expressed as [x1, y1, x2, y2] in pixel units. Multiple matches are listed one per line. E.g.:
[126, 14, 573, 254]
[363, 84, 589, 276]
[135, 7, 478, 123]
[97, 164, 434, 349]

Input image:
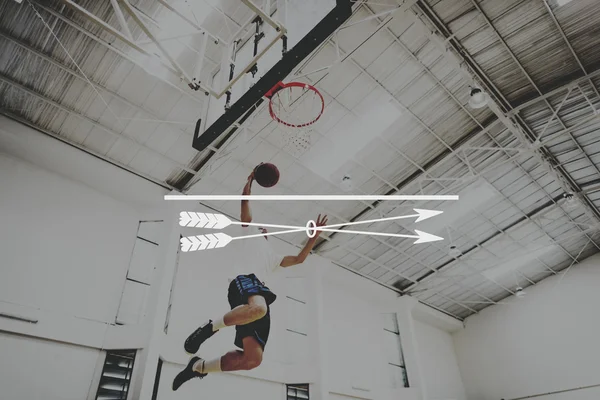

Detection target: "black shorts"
[227, 274, 277, 350]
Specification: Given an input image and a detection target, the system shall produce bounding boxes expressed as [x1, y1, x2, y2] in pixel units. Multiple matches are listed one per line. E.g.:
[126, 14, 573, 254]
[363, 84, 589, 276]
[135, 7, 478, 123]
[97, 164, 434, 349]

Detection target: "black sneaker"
[172, 356, 206, 391]
[184, 320, 217, 354]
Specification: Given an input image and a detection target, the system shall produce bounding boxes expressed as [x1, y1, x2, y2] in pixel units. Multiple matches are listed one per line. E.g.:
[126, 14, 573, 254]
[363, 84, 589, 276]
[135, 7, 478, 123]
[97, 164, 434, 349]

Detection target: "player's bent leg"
[223, 337, 263, 371]
[223, 294, 268, 326]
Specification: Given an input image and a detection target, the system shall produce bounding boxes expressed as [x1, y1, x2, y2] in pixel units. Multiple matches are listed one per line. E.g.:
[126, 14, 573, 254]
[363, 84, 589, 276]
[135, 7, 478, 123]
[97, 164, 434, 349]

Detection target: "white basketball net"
[280, 126, 313, 157]
[268, 82, 324, 157]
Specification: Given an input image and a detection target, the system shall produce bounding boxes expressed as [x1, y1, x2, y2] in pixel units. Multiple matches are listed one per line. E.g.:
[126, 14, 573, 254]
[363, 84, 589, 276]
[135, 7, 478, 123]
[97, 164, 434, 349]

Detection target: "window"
[95, 350, 136, 400]
[116, 221, 162, 325]
[287, 384, 309, 400]
[382, 313, 409, 388]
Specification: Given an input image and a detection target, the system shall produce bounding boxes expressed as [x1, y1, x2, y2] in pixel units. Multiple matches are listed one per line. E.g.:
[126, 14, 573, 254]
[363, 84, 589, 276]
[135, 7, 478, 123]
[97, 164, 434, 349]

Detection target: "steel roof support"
[0, 31, 205, 145]
[0, 74, 198, 175]
[33, 1, 207, 102]
[413, 0, 600, 239]
[109, 0, 133, 41]
[542, 0, 600, 103]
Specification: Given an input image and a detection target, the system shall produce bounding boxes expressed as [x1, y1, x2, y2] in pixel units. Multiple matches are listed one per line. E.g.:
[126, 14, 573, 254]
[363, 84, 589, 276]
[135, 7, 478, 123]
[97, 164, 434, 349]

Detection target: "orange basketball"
[254, 163, 280, 188]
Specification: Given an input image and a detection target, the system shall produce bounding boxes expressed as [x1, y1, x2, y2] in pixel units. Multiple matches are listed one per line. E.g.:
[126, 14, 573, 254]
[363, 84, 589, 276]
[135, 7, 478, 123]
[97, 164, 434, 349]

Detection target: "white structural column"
[396, 296, 428, 400]
[133, 198, 183, 400]
[309, 259, 331, 400]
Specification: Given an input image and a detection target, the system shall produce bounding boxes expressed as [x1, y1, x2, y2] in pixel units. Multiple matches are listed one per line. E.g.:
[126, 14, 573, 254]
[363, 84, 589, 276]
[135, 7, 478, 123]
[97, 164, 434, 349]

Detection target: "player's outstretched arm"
[280, 214, 328, 267]
[241, 172, 254, 226]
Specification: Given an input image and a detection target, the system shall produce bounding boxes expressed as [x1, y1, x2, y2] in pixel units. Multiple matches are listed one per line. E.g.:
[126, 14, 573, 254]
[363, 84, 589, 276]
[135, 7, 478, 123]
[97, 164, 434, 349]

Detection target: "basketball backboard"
[193, 0, 352, 153]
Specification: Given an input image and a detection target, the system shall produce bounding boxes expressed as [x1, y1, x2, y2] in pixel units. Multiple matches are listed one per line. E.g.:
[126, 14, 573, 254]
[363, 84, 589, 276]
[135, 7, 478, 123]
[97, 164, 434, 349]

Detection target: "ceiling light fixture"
[563, 192, 579, 210]
[448, 245, 462, 258]
[340, 175, 354, 192]
[515, 287, 526, 298]
[468, 87, 488, 109]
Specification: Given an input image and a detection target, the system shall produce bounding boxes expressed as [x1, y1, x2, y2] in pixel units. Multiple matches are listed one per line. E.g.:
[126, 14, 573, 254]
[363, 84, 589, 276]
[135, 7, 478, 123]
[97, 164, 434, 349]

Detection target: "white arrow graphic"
[179, 212, 232, 229]
[178, 209, 445, 250]
[414, 209, 444, 223]
[315, 228, 444, 244]
[413, 230, 444, 244]
[180, 233, 233, 252]
[180, 209, 443, 231]
[321, 209, 443, 229]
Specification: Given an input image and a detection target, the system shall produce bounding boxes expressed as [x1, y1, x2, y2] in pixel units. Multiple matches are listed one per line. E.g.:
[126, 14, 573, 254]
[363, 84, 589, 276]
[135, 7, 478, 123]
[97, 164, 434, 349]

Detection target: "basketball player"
[173, 170, 327, 391]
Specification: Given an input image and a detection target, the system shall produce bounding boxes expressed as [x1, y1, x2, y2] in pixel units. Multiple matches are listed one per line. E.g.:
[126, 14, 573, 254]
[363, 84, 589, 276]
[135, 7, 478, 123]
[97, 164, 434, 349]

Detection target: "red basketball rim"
[266, 81, 325, 128]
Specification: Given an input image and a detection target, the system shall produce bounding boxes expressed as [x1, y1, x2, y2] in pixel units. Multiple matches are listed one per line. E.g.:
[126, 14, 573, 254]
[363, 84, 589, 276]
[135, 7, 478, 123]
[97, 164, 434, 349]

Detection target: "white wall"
[323, 265, 415, 400]
[413, 320, 466, 400]
[0, 152, 140, 323]
[0, 332, 102, 400]
[0, 115, 167, 207]
[453, 254, 600, 400]
[0, 118, 172, 399]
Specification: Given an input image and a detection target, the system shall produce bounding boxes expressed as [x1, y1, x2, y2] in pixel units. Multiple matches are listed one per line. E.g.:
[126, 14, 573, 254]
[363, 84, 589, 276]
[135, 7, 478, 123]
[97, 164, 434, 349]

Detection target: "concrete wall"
[453, 254, 600, 400]
[0, 118, 171, 399]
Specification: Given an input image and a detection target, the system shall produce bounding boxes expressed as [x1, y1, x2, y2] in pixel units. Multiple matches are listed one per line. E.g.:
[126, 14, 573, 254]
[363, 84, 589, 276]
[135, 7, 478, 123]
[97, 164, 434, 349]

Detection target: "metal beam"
[156, 0, 222, 44]
[0, 30, 211, 152]
[56, 0, 144, 52]
[542, 0, 600, 102]
[414, 0, 600, 230]
[0, 74, 197, 175]
[109, 0, 134, 41]
[117, 0, 206, 93]
[467, 0, 600, 200]
[31, 1, 205, 104]
[509, 67, 600, 116]
[241, 0, 282, 32]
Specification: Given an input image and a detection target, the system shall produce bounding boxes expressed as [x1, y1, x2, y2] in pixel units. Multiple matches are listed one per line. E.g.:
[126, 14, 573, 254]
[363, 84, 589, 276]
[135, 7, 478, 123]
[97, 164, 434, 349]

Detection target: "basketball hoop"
[266, 81, 325, 128]
[266, 81, 324, 156]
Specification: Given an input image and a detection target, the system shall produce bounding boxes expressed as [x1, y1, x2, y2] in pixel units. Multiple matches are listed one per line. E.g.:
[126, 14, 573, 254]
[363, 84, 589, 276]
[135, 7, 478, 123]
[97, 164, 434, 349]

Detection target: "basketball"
[254, 163, 280, 188]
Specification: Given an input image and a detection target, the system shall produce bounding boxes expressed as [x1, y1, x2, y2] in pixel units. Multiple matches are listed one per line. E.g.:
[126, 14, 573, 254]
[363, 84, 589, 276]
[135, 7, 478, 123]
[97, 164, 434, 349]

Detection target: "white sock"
[193, 358, 222, 374]
[212, 317, 226, 332]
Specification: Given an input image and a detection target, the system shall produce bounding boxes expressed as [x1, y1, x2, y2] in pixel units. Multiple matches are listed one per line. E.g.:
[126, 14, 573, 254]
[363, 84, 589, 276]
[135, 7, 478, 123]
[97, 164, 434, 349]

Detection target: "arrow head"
[413, 230, 444, 244]
[413, 209, 444, 223]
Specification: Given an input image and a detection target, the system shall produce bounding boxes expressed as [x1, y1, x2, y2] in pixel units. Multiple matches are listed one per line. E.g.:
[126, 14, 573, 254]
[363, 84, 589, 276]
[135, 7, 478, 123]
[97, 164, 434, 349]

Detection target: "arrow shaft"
[232, 228, 306, 240]
[230, 212, 427, 231]
[323, 214, 419, 229]
[230, 221, 302, 230]
[317, 228, 418, 239]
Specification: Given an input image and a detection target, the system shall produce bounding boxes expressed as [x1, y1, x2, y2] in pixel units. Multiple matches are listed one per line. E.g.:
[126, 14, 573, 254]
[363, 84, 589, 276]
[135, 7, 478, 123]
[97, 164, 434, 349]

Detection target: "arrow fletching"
[179, 212, 232, 229]
[180, 233, 233, 252]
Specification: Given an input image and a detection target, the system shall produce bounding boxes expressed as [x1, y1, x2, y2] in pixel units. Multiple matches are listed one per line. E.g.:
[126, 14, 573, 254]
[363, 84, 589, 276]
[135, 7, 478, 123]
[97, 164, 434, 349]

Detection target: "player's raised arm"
[280, 214, 328, 267]
[241, 172, 254, 226]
